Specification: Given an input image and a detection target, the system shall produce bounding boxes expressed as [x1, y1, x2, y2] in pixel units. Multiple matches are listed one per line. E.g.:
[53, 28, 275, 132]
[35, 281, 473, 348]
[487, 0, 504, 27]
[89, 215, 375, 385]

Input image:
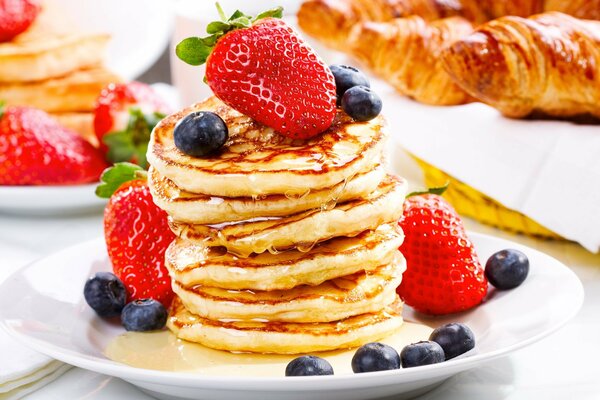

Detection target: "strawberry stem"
[407, 182, 449, 198]
[176, 5, 283, 67]
[216, 2, 227, 21]
[96, 162, 147, 199]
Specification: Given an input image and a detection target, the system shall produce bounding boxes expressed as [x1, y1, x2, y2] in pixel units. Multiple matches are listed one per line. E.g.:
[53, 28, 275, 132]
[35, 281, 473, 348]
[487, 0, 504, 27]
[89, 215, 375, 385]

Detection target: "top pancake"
[147, 96, 387, 197]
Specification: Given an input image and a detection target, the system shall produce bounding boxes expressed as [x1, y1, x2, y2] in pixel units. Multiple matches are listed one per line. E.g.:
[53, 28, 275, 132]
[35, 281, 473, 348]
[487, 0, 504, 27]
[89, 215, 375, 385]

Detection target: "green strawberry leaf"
[228, 10, 248, 20]
[176, 37, 215, 66]
[95, 162, 147, 199]
[216, 1, 227, 21]
[206, 20, 231, 34]
[0, 101, 5, 119]
[102, 108, 165, 169]
[253, 7, 283, 22]
[176, 3, 283, 67]
[407, 183, 450, 198]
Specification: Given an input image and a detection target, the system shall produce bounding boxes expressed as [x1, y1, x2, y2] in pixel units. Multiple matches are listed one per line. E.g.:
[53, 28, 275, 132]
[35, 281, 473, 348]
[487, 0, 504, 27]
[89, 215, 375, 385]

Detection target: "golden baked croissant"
[441, 12, 600, 119]
[348, 16, 474, 105]
[297, 0, 543, 50]
[545, 0, 600, 21]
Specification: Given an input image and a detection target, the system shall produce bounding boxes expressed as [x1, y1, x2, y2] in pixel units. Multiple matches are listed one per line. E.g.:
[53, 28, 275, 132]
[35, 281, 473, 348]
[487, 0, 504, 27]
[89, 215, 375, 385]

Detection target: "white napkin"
[0, 363, 71, 400]
[0, 246, 68, 397]
[375, 78, 600, 253]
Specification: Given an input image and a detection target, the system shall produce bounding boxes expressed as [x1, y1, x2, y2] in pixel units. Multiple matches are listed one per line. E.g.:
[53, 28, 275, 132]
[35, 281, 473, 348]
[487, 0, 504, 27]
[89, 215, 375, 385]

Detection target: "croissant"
[544, 0, 600, 21]
[348, 16, 474, 105]
[297, 0, 543, 50]
[441, 12, 600, 119]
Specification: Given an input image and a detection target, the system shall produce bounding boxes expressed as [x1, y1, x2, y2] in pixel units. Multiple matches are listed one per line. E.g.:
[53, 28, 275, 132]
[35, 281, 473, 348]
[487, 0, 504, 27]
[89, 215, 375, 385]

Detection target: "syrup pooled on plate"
[105, 322, 432, 376]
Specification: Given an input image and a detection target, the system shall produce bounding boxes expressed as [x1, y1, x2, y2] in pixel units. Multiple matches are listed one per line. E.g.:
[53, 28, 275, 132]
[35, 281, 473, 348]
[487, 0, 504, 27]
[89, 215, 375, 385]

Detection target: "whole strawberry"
[0, 105, 108, 185]
[96, 163, 176, 307]
[176, 5, 337, 139]
[398, 188, 488, 315]
[94, 82, 170, 168]
[0, 0, 40, 42]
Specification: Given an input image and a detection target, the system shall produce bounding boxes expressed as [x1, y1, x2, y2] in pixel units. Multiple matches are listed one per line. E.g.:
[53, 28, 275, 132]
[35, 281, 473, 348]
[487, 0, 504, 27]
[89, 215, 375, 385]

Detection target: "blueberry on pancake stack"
[146, 6, 409, 354]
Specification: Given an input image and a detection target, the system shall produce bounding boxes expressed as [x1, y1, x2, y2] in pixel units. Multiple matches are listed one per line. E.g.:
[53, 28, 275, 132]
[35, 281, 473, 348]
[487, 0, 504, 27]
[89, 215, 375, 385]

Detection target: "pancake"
[172, 253, 405, 323]
[149, 164, 386, 224]
[0, 4, 109, 82]
[169, 174, 407, 257]
[0, 67, 121, 112]
[168, 297, 404, 354]
[166, 224, 403, 291]
[147, 96, 387, 197]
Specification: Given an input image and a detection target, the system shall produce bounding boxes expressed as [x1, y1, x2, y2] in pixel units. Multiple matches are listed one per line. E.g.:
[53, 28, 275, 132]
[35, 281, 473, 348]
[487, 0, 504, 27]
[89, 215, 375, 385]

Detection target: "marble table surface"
[0, 150, 598, 400]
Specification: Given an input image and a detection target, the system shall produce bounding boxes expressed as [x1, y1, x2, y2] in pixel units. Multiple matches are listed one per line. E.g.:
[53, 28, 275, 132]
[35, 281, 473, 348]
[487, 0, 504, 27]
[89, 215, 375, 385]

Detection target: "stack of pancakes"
[147, 96, 409, 354]
[0, 3, 120, 144]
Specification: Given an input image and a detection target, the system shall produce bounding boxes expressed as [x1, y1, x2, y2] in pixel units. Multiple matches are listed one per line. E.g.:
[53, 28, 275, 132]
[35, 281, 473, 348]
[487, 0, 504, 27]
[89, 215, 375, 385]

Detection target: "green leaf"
[206, 20, 230, 34]
[228, 16, 252, 28]
[228, 10, 248, 20]
[102, 108, 164, 169]
[103, 130, 136, 164]
[95, 162, 146, 199]
[407, 182, 450, 198]
[176, 37, 214, 66]
[215, 2, 227, 21]
[0, 101, 5, 119]
[253, 6, 283, 22]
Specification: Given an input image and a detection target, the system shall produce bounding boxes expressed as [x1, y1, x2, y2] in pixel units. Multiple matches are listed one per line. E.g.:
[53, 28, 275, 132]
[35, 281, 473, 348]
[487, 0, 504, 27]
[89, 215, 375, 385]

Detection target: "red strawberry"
[94, 82, 170, 168]
[176, 5, 336, 139]
[97, 163, 175, 306]
[0, 105, 108, 185]
[0, 0, 40, 42]
[398, 188, 488, 315]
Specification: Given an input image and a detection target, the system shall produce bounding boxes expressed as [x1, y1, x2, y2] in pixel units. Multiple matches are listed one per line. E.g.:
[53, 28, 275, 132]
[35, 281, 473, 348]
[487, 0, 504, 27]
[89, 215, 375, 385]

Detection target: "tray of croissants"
[294, 0, 600, 241]
[297, 0, 599, 118]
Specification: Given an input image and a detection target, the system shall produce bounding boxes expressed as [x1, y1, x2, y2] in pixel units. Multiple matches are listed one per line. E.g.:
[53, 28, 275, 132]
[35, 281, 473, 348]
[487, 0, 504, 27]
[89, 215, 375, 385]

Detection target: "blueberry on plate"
[83, 272, 126, 318]
[285, 355, 334, 376]
[341, 86, 382, 122]
[351, 342, 400, 373]
[330, 65, 370, 105]
[121, 299, 167, 332]
[173, 111, 228, 157]
[400, 341, 445, 368]
[485, 249, 529, 290]
[429, 323, 475, 360]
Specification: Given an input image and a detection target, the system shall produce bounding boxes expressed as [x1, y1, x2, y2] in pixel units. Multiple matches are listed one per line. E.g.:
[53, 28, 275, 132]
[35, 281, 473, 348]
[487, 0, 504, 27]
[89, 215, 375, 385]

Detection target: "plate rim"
[0, 232, 584, 389]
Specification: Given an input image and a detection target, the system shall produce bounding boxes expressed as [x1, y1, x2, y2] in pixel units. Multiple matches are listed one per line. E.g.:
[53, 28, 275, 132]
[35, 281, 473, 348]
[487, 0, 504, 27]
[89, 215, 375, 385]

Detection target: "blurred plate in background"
[53, 0, 173, 80]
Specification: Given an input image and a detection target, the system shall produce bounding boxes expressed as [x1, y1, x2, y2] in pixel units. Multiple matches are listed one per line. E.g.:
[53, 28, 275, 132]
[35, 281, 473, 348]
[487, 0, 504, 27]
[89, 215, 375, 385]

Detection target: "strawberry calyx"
[176, 3, 283, 66]
[102, 108, 164, 169]
[406, 183, 449, 198]
[96, 162, 148, 199]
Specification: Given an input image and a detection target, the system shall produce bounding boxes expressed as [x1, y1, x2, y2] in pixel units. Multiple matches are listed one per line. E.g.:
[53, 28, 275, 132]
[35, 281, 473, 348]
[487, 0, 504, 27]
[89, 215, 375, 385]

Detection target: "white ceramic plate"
[0, 233, 583, 400]
[54, 0, 173, 80]
[0, 184, 106, 215]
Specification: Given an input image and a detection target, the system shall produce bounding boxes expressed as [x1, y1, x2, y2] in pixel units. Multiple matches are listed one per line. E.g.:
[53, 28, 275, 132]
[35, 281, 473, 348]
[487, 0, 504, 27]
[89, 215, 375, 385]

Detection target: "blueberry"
[173, 111, 228, 157]
[485, 249, 529, 290]
[351, 342, 400, 373]
[83, 272, 126, 318]
[285, 355, 334, 376]
[341, 86, 382, 122]
[330, 65, 370, 105]
[400, 341, 445, 368]
[121, 299, 167, 332]
[429, 323, 475, 360]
